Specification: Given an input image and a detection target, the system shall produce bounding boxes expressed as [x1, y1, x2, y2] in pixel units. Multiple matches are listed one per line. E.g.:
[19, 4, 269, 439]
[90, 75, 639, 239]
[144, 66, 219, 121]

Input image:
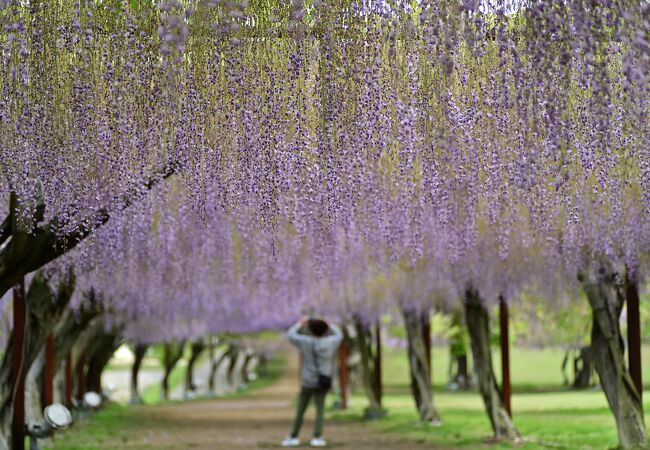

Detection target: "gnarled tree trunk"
[230, 348, 248, 390]
[185, 340, 206, 397]
[130, 344, 149, 403]
[244, 353, 259, 382]
[402, 308, 442, 424]
[580, 266, 647, 449]
[448, 310, 471, 389]
[161, 340, 185, 401]
[573, 346, 594, 389]
[208, 345, 229, 393]
[354, 319, 383, 417]
[240, 350, 255, 383]
[24, 349, 54, 450]
[85, 331, 121, 395]
[226, 345, 242, 391]
[464, 288, 520, 441]
[52, 294, 103, 374]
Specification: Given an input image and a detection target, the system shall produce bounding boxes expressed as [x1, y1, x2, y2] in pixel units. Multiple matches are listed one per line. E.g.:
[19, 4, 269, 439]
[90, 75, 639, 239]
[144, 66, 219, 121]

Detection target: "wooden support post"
[12, 278, 26, 450]
[65, 352, 73, 408]
[626, 271, 643, 400]
[92, 365, 102, 394]
[499, 296, 512, 417]
[76, 352, 86, 401]
[374, 323, 382, 407]
[422, 312, 432, 383]
[338, 341, 349, 409]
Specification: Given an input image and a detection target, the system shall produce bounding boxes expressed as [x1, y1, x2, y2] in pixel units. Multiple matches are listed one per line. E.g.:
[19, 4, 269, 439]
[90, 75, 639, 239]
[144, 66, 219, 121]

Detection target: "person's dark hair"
[307, 318, 329, 337]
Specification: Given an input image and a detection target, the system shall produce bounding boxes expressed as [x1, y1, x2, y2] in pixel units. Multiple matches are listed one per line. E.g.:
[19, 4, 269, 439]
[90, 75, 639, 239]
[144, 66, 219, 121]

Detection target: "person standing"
[282, 316, 343, 448]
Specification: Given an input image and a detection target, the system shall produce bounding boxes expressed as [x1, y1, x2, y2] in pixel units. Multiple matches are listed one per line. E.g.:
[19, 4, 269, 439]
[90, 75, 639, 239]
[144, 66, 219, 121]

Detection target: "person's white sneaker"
[281, 436, 301, 447]
[310, 437, 327, 447]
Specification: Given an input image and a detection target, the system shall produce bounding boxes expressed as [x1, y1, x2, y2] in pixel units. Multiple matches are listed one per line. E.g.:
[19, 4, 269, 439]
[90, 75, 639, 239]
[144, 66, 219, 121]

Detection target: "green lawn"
[382, 344, 650, 392]
[330, 344, 650, 449]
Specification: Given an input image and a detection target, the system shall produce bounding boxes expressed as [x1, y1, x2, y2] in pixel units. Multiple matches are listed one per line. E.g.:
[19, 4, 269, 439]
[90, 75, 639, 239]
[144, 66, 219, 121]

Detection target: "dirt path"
[111, 353, 437, 449]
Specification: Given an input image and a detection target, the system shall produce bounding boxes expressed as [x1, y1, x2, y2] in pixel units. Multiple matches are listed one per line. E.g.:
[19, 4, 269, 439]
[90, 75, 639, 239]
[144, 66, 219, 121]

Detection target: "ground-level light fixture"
[73, 391, 103, 421]
[27, 403, 73, 450]
[83, 391, 102, 409]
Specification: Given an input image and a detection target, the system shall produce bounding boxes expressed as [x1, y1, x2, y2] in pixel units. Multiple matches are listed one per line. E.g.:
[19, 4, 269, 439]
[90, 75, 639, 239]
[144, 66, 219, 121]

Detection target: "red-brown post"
[338, 341, 349, 408]
[422, 312, 432, 383]
[374, 323, 382, 406]
[76, 352, 86, 401]
[499, 296, 512, 417]
[43, 333, 55, 406]
[65, 352, 73, 408]
[626, 270, 643, 400]
[92, 366, 102, 393]
[12, 278, 26, 450]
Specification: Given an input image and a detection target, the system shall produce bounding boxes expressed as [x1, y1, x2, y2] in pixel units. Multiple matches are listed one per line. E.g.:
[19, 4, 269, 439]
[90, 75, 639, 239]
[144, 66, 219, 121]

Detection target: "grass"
[52, 404, 143, 450]
[382, 344, 650, 392]
[331, 390, 635, 449]
[329, 344, 650, 449]
[54, 356, 286, 450]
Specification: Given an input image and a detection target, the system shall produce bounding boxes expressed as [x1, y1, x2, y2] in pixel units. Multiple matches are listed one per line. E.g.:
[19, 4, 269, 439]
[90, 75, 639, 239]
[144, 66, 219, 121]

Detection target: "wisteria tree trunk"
[52, 294, 104, 372]
[0, 271, 75, 448]
[573, 346, 594, 389]
[25, 350, 45, 426]
[241, 350, 256, 383]
[464, 288, 520, 441]
[208, 345, 229, 393]
[185, 340, 206, 396]
[24, 349, 54, 450]
[354, 320, 382, 415]
[130, 344, 149, 403]
[85, 331, 121, 395]
[226, 345, 242, 390]
[401, 308, 442, 424]
[246, 354, 259, 382]
[449, 310, 470, 389]
[161, 340, 185, 401]
[580, 266, 647, 449]
[208, 348, 228, 393]
[71, 320, 108, 400]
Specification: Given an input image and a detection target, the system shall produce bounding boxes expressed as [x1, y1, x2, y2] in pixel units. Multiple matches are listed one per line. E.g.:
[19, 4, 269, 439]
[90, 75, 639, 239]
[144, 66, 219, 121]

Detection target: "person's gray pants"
[290, 386, 326, 438]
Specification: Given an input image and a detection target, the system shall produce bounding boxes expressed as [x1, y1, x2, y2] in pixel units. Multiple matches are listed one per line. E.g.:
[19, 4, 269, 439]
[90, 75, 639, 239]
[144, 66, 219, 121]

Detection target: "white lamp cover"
[84, 391, 102, 408]
[44, 404, 72, 429]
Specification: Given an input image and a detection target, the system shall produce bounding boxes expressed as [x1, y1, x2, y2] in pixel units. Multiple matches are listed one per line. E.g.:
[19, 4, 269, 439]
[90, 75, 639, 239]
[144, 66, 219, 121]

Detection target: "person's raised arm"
[324, 321, 343, 346]
[286, 316, 310, 345]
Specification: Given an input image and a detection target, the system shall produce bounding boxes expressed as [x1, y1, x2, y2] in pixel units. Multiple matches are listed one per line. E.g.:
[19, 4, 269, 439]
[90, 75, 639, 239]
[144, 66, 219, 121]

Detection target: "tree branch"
[0, 160, 181, 298]
[0, 214, 10, 246]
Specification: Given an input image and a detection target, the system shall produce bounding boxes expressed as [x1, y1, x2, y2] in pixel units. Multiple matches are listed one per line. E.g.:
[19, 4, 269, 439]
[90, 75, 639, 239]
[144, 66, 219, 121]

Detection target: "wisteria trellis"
[0, 0, 649, 447]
